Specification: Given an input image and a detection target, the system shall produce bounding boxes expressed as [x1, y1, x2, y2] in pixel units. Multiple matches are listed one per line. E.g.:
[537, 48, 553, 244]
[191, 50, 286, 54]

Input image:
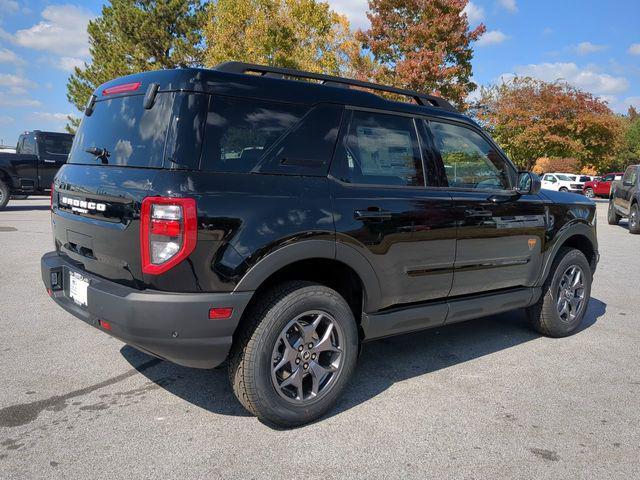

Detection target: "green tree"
[357, 0, 485, 108]
[66, 0, 206, 132]
[474, 77, 623, 172]
[203, 0, 356, 76]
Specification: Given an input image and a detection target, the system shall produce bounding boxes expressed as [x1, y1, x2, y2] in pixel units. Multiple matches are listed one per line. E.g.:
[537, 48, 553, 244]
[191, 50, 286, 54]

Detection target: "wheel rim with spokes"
[270, 310, 343, 404]
[585, 189, 594, 198]
[631, 207, 638, 228]
[556, 265, 586, 322]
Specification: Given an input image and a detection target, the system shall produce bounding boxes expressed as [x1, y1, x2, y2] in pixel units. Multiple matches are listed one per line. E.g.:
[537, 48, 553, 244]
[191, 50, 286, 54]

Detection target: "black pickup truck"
[0, 130, 74, 209]
[608, 164, 640, 233]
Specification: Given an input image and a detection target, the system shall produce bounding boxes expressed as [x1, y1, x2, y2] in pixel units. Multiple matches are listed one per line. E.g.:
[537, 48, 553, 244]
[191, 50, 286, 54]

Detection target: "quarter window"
[332, 110, 424, 187]
[428, 121, 510, 190]
[201, 96, 307, 173]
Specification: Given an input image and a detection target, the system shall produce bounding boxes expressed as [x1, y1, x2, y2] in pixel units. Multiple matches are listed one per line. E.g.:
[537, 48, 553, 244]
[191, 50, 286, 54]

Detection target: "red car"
[583, 172, 624, 198]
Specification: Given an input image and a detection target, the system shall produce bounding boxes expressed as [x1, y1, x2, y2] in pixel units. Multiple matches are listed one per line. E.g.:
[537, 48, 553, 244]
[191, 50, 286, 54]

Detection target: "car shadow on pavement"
[121, 297, 606, 426]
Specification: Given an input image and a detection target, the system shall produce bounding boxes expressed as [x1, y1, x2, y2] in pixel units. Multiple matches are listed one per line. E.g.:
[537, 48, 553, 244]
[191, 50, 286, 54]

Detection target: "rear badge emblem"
[528, 238, 537, 250]
[60, 196, 106, 213]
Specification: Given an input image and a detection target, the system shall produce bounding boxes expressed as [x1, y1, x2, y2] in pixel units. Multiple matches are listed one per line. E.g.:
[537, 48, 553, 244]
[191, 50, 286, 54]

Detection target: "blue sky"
[0, 0, 639, 146]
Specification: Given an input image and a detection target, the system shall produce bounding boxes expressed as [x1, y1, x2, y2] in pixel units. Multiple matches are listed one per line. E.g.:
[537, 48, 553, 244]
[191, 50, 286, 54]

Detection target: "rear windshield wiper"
[85, 146, 110, 164]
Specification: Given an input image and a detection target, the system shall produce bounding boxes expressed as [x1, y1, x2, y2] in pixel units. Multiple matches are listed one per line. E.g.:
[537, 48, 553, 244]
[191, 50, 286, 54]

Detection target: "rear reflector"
[209, 308, 233, 320]
[102, 82, 142, 96]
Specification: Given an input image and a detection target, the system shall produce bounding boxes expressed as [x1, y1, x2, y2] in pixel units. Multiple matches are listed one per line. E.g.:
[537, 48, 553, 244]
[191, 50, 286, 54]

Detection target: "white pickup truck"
[541, 172, 584, 194]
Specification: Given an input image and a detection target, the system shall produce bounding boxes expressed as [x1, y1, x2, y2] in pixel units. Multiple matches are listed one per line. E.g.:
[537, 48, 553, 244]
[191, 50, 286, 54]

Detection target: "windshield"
[69, 93, 174, 168]
[42, 133, 73, 155]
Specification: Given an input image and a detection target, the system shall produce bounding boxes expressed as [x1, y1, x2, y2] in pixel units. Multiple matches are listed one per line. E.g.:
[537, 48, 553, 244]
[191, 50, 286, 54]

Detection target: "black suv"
[41, 62, 598, 427]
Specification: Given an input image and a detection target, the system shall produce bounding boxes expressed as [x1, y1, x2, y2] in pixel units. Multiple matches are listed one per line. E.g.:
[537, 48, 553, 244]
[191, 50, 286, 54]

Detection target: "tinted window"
[623, 167, 637, 185]
[201, 96, 307, 173]
[69, 93, 174, 167]
[429, 121, 510, 190]
[164, 93, 208, 170]
[603, 175, 614, 182]
[41, 133, 73, 155]
[579, 176, 590, 182]
[259, 104, 343, 176]
[22, 135, 36, 154]
[332, 110, 424, 186]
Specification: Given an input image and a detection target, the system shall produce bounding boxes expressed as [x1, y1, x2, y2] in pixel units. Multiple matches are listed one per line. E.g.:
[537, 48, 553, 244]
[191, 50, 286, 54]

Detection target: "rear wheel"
[527, 248, 591, 337]
[584, 188, 595, 198]
[629, 203, 640, 234]
[0, 180, 9, 210]
[228, 281, 359, 427]
[559, 187, 569, 192]
[607, 200, 621, 225]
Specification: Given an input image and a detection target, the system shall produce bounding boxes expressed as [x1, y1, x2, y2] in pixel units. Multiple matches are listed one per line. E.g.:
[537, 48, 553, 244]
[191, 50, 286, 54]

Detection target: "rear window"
[41, 133, 73, 155]
[69, 93, 175, 168]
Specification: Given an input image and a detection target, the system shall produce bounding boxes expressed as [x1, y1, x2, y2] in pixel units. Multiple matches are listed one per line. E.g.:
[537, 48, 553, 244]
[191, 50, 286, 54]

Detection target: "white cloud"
[543, 27, 553, 35]
[629, 43, 640, 55]
[477, 30, 509, 47]
[496, 0, 518, 13]
[0, 115, 14, 125]
[57, 56, 84, 72]
[13, 5, 92, 57]
[327, 0, 370, 30]
[29, 111, 72, 124]
[575, 42, 607, 55]
[462, 1, 485, 24]
[0, 0, 19, 15]
[0, 93, 41, 107]
[0, 47, 23, 65]
[0, 73, 37, 89]
[503, 62, 629, 96]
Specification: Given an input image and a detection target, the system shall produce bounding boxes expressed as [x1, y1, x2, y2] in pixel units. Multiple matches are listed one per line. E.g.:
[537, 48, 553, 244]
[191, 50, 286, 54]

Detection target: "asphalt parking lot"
[1, 197, 639, 479]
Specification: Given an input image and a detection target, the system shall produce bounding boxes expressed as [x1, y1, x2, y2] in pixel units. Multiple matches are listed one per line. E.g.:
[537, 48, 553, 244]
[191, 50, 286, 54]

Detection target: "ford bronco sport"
[41, 62, 599, 427]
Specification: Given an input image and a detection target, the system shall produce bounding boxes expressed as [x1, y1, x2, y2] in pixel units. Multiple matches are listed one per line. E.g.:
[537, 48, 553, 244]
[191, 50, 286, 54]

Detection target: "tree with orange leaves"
[474, 77, 623, 172]
[357, 0, 486, 108]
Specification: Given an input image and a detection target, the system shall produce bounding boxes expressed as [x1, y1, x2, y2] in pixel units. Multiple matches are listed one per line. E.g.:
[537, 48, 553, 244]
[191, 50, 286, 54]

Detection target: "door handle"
[43, 159, 55, 163]
[354, 209, 393, 221]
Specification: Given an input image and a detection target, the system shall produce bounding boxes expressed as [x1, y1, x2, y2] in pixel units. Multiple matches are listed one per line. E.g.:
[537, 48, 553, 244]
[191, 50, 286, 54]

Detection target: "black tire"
[0, 180, 9, 210]
[228, 281, 359, 427]
[607, 200, 621, 225]
[527, 247, 591, 337]
[559, 187, 568, 192]
[11, 195, 28, 200]
[629, 203, 640, 234]
[584, 188, 594, 199]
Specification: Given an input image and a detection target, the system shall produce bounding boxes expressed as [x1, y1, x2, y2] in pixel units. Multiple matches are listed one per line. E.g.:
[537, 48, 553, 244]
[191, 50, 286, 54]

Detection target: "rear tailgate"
[52, 81, 207, 289]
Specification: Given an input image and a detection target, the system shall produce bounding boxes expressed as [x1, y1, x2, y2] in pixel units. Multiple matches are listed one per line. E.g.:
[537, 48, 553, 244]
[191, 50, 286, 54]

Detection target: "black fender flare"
[233, 239, 382, 312]
[537, 221, 598, 285]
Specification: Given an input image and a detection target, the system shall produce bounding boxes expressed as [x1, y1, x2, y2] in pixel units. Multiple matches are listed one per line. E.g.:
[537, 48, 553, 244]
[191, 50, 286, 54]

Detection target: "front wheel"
[527, 248, 591, 337]
[0, 180, 9, 210]
[559, 187, 569, 192]
[629, 203, 640, 234]
[584, 188, 595, 198]
[228, 281, 359, 427]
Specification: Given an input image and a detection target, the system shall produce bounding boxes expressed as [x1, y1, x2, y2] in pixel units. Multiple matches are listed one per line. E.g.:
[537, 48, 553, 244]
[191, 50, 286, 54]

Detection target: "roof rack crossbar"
[214, 61, 457, 112]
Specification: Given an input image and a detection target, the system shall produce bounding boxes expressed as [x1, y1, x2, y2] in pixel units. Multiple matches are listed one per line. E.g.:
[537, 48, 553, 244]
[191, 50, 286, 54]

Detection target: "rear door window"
[331, 109, 425, 187]
[41, 134, 73, 155]
[200, 96, 307, 173]
[69, 93, 174, 168]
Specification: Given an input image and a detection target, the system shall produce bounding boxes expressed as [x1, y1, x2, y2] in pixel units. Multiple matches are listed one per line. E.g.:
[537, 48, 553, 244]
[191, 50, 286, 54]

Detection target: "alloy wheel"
[270, 310, 343, 404]
[556, 265, 586, 322]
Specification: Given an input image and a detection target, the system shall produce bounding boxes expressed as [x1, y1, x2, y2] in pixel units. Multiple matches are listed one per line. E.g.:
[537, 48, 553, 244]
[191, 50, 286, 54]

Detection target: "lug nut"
[298, 345, 304, 352]
[295, 358, 300, 365]
[303, 363, 309, 370]
[308, 343, 313, 349]
[311, 353, 316, 360]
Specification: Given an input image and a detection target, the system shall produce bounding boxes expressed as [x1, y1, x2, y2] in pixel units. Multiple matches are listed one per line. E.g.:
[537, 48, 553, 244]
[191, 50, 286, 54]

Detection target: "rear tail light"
[102, 81, 141, 96]
[140, 197, 197, 275]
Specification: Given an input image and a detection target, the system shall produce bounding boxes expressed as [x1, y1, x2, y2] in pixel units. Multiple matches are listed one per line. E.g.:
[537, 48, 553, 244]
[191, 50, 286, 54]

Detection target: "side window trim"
[329, 107, 427, 189]
[423, 117, 516, 193]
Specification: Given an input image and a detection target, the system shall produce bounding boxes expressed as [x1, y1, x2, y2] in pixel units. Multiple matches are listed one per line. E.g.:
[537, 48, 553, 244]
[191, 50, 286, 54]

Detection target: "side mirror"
[623, 180, 634, 187]
[516, 172, 541, 195]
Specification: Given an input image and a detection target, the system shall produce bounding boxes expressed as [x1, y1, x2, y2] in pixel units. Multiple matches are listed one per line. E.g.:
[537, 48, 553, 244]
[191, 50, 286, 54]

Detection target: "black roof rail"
[214, 61, 458, 112]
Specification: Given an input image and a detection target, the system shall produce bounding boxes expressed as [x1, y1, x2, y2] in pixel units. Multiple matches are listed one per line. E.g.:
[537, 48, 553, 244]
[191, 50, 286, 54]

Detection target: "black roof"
[95, 63, 474, 125]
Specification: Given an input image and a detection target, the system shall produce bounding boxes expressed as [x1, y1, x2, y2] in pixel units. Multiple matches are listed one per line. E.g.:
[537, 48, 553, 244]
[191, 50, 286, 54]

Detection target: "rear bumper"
[41, 251, 253, 369]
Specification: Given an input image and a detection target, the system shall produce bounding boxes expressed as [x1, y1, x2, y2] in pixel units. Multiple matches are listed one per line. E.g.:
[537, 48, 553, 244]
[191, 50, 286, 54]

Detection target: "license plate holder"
[69, 271, 89, 307]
